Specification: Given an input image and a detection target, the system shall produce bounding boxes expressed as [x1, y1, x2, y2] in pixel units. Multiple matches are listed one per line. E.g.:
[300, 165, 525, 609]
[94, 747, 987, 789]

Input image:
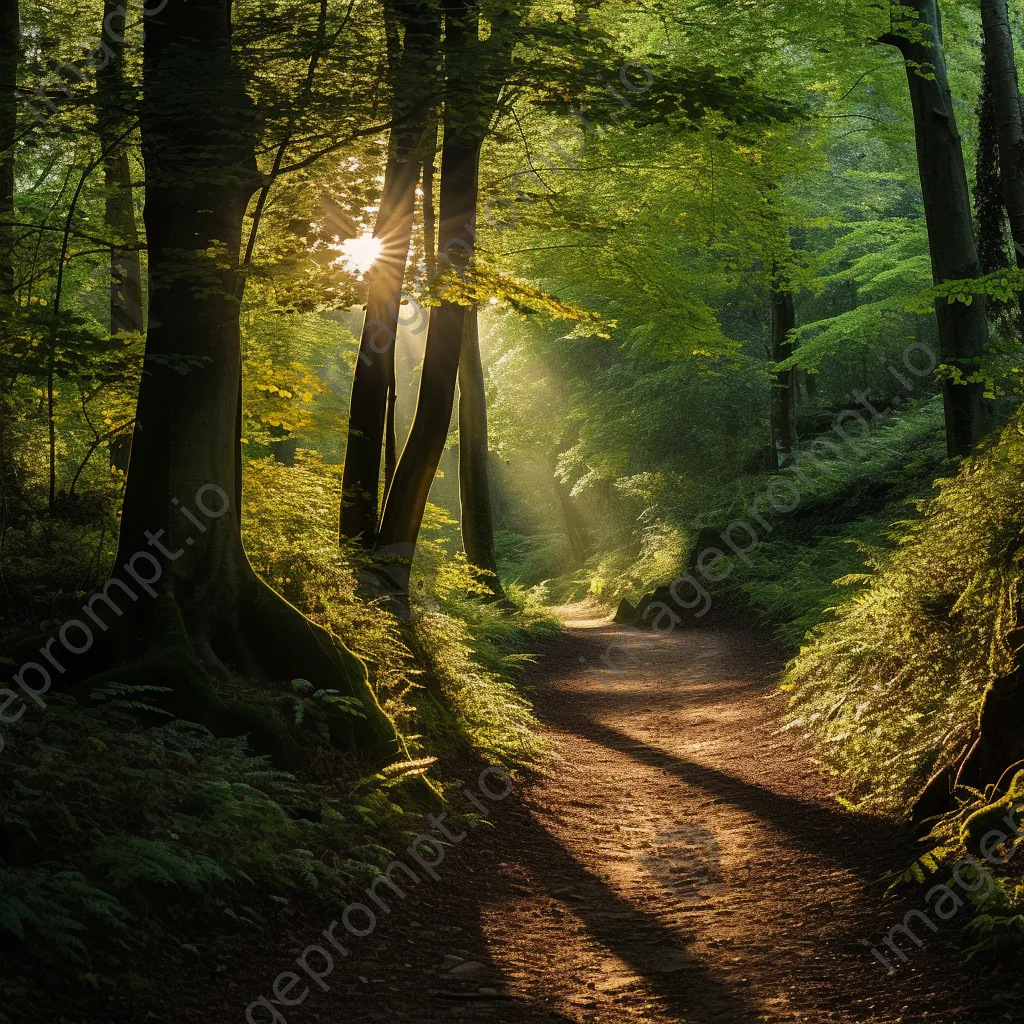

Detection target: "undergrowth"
[784, 409, 1024, 813]
[0, 452, 554, 1021]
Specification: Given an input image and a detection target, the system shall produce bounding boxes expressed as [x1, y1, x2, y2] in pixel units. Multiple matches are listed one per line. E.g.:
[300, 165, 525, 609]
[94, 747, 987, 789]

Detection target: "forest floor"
[68, 603, 1013, 1024]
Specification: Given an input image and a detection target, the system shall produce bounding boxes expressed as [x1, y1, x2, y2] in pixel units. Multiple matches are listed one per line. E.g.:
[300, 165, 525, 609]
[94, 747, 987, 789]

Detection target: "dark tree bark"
[769, 278, 795, 463]
[372, 0, 516, 603]
[974, 56, 1011, 279]
[374, 131, 480, 591]
[98, 0, 406, 765]
[457, 305, 503, 596]
[0, 0, 17, 292]
[980, 0, 1024, 317]
[339, 0, 440, 545]
[96, 0, 143, 340]
[882, 0, 989, 458]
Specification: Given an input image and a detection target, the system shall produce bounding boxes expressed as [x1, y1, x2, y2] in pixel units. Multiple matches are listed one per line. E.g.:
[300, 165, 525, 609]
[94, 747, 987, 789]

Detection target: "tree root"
[912, 664, 1024, 823]
[8, 581, 431, 799]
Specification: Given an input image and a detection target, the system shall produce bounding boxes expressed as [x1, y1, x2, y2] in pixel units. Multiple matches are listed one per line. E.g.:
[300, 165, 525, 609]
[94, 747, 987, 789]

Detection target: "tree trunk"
[974, 55, 1011, 279]
[883, 0, 989, 458]
[96, 0, 142, 475]
[106, 0, 404, 766]
[374, 131, 480, 595]
[96, 0, 143, 339]
[980, 0, 1024, 318]
[555, 475, 588, 565]
[372, 0, 517, 604]
[770, 279, 795, 461]
[339, 151, 423, 543]
[0, 0, 17, 292]
[339, 1, 439, 545]
[457, 305, 503, 596]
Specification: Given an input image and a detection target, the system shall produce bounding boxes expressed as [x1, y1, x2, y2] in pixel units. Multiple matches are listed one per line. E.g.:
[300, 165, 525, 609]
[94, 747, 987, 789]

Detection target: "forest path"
[299, 602, 999, 1019]
[347, 604, 995, 1024]
[141, 605, 1002, 1024]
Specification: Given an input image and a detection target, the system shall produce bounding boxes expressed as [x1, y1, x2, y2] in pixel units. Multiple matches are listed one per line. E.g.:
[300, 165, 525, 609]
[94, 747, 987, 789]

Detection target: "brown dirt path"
[307, 605, 1002, 1024]
[73, 606, 1007, 1024]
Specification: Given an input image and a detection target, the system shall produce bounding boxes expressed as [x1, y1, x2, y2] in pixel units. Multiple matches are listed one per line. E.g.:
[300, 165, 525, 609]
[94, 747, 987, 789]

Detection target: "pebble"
[449, 961, 489, 978]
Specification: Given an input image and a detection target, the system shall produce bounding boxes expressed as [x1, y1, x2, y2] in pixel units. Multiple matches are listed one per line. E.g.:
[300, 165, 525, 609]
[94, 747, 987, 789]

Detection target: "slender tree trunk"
[883, 0, 989, 458]
[374, 132, 480, 590]
[769, 279, 795, 460]
[974, 55, 1011, 280]
[96, 0, 143, 339]
[555, 475, 588, 565]
[340, 1, 439, 545]
[0, 0, 17, 292]
[457, 305, 503, 596]
[980, 0, 1024, 318]
[106, 0, 403, 765]
[96, 0, 142, 475]
[340, 151, 422, 542]
[372, 0, 517, 603]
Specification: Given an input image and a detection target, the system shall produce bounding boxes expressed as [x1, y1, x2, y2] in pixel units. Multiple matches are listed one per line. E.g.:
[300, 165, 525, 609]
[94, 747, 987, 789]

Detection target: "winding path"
[120, 606, 1002, 1023]
[319, 605, 997, 1023]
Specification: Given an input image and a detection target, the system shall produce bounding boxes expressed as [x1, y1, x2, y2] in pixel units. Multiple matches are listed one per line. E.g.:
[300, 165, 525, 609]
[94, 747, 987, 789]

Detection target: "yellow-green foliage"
[241, 452, 553, 765]
[784, 417, 1024, 813]
[242, 452, 418, 722]
[413, 610, 550, 765]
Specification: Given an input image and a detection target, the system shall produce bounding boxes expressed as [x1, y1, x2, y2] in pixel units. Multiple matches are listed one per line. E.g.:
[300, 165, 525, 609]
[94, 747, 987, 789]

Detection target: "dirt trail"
[103, 606, 1003, 1024]
[311, 605, 998, 1024]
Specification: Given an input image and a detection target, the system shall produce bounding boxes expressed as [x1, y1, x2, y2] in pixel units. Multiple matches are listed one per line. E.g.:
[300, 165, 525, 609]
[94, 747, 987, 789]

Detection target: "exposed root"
[912, 665, 1024, 822]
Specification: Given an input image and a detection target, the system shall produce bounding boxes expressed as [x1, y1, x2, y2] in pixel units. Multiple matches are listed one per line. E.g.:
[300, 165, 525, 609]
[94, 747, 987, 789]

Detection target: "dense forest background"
[8, 0, 1024, 1018]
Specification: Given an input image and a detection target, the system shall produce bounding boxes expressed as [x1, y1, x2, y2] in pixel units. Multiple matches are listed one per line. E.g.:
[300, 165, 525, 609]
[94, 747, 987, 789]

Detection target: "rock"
[477, 987, 499, 996]
[612, 597, 636, 624]
[448, 960, 489, 978]
[441, 955, 466, 969]
[686, 526, 725, 571]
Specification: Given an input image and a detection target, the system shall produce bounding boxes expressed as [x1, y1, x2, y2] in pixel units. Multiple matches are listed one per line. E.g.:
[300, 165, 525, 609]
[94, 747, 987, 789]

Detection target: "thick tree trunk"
[980, 0, 1024, 317]
[770, 281, 795, 461]
[0, 0, 17, 292]
[110, 0, 403, 765]
[883, 0, 989, 458]
[457, 305, 503, 596]
[339, 1, 439, 545]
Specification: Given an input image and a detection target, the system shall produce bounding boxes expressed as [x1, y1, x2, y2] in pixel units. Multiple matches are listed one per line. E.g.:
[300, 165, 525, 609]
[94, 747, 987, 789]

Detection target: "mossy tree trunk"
[104, 0, 406, 766]
[883, 0, 989, 458]
[980, 0, 1024, 319]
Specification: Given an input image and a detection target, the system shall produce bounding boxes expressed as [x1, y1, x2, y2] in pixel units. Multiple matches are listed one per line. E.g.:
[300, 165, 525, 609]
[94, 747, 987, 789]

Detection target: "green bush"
[784, 408, 1024, 812]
